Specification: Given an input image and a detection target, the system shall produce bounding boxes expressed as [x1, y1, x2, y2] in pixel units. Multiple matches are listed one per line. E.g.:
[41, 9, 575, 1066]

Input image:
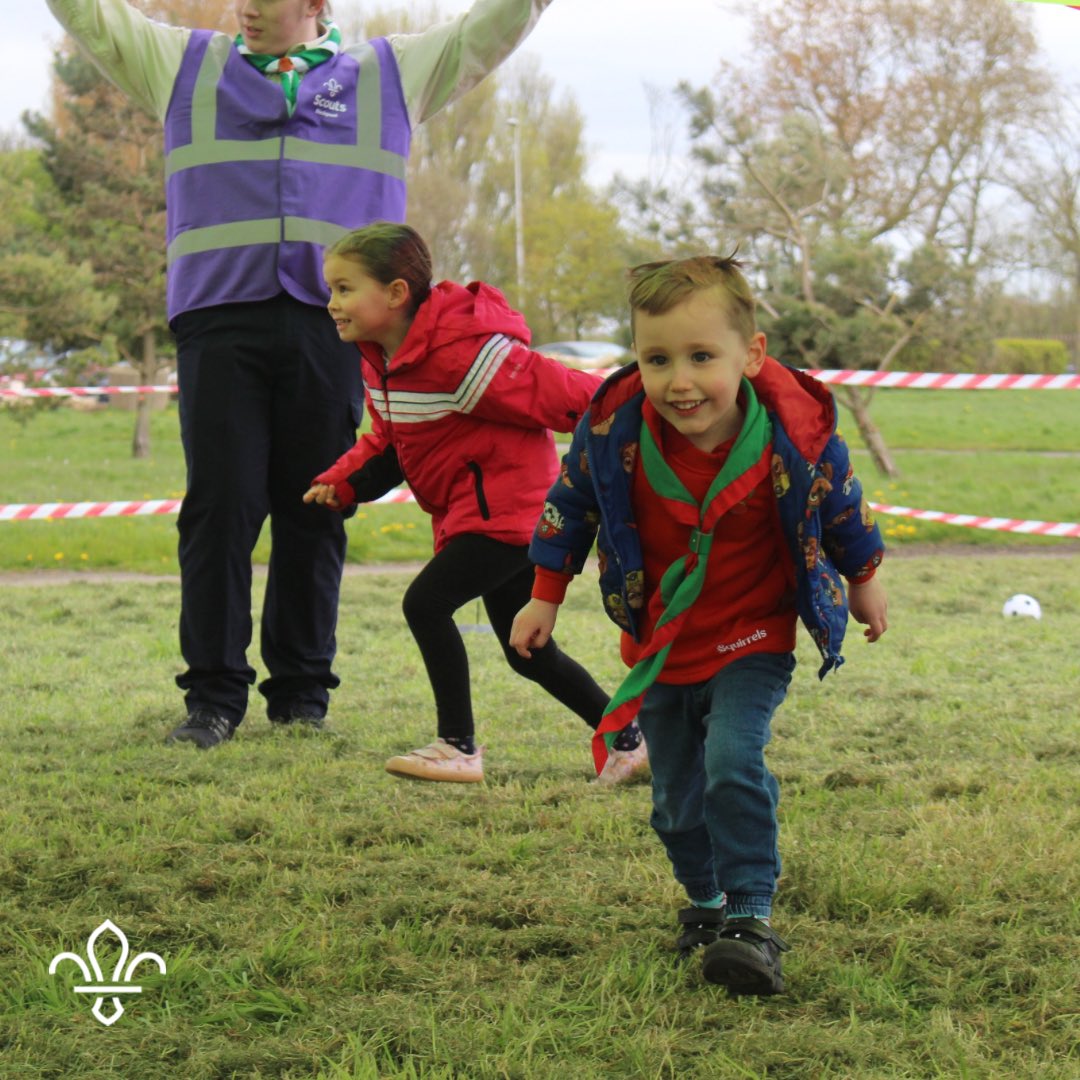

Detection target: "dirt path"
[0, 562, 426, 587]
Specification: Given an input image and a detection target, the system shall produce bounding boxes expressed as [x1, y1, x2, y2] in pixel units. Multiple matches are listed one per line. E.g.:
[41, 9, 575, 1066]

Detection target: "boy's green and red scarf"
[592, 379, 773, 774]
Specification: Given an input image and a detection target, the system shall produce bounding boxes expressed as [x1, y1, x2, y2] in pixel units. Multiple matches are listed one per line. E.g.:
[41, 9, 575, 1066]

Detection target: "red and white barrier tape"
[806, 370, 1080, 390]
[1, 491, 1077, 538]
[0, 488, 414, 521]
[0, 498, 184, 521]
[1, 385, 177, 399]
[868, 503, 1080, 538]
[5, 369, 1080, 399]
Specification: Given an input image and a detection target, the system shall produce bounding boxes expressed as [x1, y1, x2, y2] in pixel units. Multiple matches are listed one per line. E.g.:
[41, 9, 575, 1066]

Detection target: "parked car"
[533, 341, 633, 370]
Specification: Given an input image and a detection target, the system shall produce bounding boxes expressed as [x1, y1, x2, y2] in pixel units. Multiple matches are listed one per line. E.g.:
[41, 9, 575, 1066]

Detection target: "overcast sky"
[6, 0, 1080, 186]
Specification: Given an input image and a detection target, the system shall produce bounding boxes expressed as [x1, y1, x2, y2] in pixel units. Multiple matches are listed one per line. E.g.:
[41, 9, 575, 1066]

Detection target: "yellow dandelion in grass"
[406, 523, 416, 529]
[54, 552, 64, 561]
[357, 512, 368, 520]
[873, 489, 885, 498]
[80, 553, 89, 561]
[26, 554, 34, 562]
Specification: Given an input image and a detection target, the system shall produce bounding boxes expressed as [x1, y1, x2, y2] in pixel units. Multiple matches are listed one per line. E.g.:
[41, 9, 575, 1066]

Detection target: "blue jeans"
[635, 652, 796, 919]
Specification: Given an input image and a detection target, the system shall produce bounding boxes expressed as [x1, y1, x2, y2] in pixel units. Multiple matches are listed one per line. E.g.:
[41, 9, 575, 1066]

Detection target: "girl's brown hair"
[327, 222, 433, 316]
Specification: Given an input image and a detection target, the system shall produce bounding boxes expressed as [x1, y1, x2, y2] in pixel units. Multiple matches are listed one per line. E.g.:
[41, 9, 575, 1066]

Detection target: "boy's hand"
[510, 599, 560, 659]
[303, 483, 341, 510]
[848, 576, 888, 642]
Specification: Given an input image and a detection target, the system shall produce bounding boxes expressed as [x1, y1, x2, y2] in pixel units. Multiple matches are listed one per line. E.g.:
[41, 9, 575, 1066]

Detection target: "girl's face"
[324, 254, 405, 350]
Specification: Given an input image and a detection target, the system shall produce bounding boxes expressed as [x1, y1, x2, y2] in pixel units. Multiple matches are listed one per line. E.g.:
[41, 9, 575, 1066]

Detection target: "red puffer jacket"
[313, 280, 604, 551]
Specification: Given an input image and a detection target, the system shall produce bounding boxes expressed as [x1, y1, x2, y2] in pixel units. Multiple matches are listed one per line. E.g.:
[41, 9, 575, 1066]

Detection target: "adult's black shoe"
[165, 709, 234, 749]
[267, 705, 326, 730]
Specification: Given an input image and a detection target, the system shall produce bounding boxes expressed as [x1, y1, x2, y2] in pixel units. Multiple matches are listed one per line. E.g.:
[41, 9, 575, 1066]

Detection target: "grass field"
[1, 387, 1078, 1077]
[0, 554, 1078, 1078]
[1, 387, 1078, 572]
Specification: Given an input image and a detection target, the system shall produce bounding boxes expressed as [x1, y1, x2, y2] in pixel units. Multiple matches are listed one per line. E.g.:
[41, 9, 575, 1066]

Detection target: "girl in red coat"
[305, 222, 647, 784]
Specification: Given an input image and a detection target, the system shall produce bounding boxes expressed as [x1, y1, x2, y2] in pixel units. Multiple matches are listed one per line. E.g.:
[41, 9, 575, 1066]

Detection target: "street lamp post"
[507, 116, 526, 309]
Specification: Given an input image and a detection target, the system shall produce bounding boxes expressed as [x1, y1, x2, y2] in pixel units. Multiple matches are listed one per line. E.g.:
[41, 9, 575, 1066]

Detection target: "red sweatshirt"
[536, 400, 798, 683]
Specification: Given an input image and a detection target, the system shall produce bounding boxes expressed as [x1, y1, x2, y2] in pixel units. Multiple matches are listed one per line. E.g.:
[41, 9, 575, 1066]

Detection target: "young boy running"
[510, 255, 888, 995]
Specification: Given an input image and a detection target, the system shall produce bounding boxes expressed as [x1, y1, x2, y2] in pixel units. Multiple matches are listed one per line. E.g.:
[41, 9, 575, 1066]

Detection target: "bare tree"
[661, 0, 1051, 475]
[1011, 98, 1080, 365]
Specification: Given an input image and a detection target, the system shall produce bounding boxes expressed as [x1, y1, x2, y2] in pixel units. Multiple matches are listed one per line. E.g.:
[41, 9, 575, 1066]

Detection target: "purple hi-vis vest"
[163, 31, 410, 320]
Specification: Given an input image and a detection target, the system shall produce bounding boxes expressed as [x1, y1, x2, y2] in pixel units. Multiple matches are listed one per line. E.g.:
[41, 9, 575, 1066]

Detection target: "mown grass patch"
[1, 554, 1077, 1078]
[3, 390, 1080, 572]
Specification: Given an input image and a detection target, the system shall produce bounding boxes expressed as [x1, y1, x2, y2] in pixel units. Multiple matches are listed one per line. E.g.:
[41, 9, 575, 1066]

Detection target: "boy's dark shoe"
[701, 917, 790, 996]
[268, 704, 326, 730]
[675, 904, 728, 959]
[165, 709, 234, 749]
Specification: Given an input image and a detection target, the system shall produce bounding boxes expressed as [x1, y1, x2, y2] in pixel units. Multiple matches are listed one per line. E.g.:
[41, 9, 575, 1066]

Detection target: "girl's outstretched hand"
[303, 483, 341, 510]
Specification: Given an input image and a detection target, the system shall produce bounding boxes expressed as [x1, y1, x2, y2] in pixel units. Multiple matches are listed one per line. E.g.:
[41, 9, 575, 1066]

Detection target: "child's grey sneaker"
[165, 709, 234, 749]
[674, 903, 727, 959]
[701, 917, 790, 995]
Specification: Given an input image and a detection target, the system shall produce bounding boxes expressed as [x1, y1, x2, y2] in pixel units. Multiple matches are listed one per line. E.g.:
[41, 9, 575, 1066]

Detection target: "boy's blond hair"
[627, 255, 757, 343]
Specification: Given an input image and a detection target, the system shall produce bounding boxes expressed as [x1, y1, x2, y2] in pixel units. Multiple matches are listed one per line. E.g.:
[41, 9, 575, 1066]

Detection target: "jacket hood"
[364, 280, 531, 372]
[588, 356, 836, 461]
[589, 362, 644, 426]
[751, 356, 836, 462]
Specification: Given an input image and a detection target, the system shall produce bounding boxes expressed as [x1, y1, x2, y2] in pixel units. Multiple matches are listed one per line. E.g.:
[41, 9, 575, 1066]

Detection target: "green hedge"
[991, 338, 1070, 374]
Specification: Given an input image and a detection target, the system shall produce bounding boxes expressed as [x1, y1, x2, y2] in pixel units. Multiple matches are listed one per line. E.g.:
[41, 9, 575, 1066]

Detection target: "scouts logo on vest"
[315, 76, 348, 118]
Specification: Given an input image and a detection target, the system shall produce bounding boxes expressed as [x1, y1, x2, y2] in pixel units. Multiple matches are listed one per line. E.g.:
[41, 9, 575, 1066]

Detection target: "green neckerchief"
[235, 21, 342, 114]
[591, 378, 773, 773]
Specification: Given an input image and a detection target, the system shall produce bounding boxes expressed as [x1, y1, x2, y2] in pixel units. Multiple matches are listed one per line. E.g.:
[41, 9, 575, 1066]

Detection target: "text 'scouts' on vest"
[163, 31, 411, 320]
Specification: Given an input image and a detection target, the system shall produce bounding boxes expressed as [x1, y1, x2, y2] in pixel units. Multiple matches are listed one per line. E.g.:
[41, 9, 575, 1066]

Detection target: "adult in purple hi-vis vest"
[47, 0, 555, 748]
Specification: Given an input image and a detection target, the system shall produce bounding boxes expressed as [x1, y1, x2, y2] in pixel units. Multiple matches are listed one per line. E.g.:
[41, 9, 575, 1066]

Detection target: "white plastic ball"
[1002, 594, 1041, 620]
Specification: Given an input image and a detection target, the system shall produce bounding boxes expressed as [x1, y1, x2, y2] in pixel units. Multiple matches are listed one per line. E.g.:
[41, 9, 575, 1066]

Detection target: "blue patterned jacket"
[528, 357, 885, 678]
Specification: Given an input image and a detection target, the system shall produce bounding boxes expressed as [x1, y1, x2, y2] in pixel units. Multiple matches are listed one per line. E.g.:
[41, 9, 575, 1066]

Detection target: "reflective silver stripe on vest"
[165, 39, 405, 180]
[167, 217, 349, 262]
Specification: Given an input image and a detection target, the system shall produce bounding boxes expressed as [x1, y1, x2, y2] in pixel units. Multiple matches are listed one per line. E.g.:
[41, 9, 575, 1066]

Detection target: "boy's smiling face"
[634, 287, 766, 452]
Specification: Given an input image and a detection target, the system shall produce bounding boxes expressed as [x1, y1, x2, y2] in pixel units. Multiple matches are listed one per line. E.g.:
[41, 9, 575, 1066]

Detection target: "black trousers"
[401, 534, 610, 741]
[172, 295, 362, 724]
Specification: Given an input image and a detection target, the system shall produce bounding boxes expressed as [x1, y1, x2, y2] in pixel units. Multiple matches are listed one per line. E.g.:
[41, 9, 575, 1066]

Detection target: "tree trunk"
[131, 328, 156, 460]
[836, 386, 900, 478]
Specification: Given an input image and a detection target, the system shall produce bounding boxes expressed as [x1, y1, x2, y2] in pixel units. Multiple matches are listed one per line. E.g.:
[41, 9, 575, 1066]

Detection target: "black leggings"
[401, 534, 610, 741]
